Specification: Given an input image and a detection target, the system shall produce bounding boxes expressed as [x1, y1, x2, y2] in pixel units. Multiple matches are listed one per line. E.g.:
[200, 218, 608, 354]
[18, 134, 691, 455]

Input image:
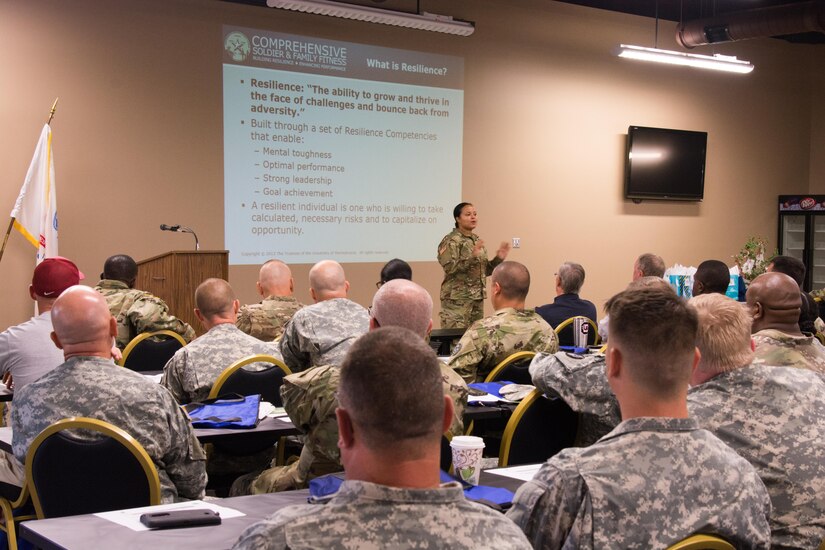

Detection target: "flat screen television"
[625, 126, 707, 201]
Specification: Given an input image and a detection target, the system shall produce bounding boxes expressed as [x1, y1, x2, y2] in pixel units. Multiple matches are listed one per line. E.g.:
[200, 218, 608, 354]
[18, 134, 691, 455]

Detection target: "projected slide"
[222, 26, 464, 265]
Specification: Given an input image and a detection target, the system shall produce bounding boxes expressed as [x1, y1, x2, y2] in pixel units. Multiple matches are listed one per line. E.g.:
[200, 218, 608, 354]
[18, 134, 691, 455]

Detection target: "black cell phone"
[139, 509, 221, 529]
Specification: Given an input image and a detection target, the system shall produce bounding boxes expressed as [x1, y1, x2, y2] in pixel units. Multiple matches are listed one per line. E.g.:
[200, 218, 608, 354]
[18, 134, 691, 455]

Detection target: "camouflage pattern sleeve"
[439, 362, 468, 438]
[160, 349, 189, 404]
[506, 462, 583, 549]
[127, 294, 195, 345]
[235, 307, 255, 337]
[278, 316, 309, 373]
[160, 389, 208, 500]
[447, 325, 485, 383]
[281, 365, 341, 464]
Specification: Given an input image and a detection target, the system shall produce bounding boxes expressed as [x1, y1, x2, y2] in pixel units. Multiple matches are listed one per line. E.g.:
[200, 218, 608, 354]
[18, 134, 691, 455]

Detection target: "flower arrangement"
[733, 236, 772, 283]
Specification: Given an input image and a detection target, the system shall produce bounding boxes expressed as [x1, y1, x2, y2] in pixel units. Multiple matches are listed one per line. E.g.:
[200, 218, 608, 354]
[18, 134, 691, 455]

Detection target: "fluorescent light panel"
[617, 44, 754, 74]
[266, 0, 475, 36]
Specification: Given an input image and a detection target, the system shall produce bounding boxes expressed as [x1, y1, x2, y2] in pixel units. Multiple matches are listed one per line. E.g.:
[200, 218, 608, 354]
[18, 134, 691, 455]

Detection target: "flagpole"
[0, 99, 59, 264]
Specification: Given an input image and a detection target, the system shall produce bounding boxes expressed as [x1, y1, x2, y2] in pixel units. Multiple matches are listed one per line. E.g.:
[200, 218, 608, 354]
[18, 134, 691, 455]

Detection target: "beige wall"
[0, 0, 821, 331]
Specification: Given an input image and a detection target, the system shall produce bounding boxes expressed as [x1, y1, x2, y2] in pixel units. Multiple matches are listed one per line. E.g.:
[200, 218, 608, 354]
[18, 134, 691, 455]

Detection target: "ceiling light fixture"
[266, 0, 475, 36]
[617, 44, 754, 74]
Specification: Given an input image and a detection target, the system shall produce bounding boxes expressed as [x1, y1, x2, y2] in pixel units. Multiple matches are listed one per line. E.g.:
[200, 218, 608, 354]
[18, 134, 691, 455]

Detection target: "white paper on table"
[0, 427, 11, 448]
[467, 394, 501, 404]
[258, 401, 289, 419]
[94, 500, 245, 532]
[484, 464, 542, 481]
[144, 373, 163, 384]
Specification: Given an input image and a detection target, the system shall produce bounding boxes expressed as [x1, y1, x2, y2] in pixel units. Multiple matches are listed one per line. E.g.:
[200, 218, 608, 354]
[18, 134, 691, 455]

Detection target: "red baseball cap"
[31, 257, 85, 297]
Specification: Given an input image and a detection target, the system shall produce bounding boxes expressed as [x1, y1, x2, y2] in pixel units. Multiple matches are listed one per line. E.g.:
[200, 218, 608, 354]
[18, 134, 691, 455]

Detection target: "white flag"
[11, 124, 58, 263]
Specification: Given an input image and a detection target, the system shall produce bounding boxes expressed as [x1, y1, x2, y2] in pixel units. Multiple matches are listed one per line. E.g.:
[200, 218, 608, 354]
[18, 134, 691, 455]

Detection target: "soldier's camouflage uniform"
[238, 360, 469, 495]
[506, 417, 772, 549]
[437, 228, 503, 329]
[448, 308, 558, 383]
[232, 480, 532, 550]
[752, 328, 825, 374]
[529, 351, 620, 446]
[279, 298, 369, 373]
[161, 323, 281, 404]
[236, 295, 304, 342]
[95, 279, 195, 350]
[11, 356, 206, 503]
[687, 365, 825, 549]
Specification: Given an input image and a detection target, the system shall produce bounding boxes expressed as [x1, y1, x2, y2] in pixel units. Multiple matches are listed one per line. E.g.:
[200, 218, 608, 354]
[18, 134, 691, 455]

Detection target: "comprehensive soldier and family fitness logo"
[224, 28, 349, 71]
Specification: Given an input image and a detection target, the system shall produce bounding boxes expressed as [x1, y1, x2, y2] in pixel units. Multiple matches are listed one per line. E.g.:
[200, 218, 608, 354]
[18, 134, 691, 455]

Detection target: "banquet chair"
[554, 316, 600, 347]
[666, 534, 735, 550]
[209, 354, 291, 406]
[498, 389, 577, 467]
[26, 417, 161, 519]
[119, 330, 186, 372]
[484, 351, 536, 385]
[0, 483, 34, 550]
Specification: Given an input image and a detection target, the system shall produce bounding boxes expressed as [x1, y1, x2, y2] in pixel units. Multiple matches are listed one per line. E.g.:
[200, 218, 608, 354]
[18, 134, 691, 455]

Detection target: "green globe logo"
[224, 31, 251, 62]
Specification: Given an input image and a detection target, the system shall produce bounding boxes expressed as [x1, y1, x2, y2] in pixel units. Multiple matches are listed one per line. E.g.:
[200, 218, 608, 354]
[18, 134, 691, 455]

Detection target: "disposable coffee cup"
[574, 317, 589, 348]
[450, 435, 485, 486]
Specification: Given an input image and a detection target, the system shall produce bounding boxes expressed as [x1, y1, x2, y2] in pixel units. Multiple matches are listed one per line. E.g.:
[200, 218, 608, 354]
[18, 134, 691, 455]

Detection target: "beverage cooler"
[778, 195, 825, 292]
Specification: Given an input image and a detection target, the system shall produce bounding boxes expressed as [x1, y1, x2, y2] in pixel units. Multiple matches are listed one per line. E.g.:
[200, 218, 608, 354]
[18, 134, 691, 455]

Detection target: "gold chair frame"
[483, 351, 536, 383]
[208, 354, 292, 399]
[0, 483, 34, 550]
[25, 417, 161, 518]
[553, 316, 601, 346]
[119, 330, 187, 367]
[667, 534, 735, 550]
[498, 388, 542, 467]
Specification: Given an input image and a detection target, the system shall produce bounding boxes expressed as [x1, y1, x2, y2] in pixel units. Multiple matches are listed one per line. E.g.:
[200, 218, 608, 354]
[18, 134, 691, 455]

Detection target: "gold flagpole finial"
[47, 97, 59, 125]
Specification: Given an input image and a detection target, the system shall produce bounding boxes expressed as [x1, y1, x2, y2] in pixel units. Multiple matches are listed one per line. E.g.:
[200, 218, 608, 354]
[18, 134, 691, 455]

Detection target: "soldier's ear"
[108, 316, 117, 338]
[751, 302, 764, 320]
[289, 277, 294, 293]
[442, 395, 454, 434]
[336, 407, 355, 449]
[256, 281, 263, 296]
[50, 331, 64, 350]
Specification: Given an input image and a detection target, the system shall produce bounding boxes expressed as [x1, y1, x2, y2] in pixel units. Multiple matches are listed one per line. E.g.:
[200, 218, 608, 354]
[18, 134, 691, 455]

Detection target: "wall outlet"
[512, 237, 521, 248]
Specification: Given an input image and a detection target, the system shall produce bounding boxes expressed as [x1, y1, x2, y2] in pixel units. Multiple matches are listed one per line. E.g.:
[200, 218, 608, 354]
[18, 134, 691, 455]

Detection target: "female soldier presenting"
[438, 202, 510, 328]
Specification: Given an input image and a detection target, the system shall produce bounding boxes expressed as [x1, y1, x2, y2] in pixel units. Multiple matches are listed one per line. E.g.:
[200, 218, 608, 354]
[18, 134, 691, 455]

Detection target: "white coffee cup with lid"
[450, 435, 485, 486]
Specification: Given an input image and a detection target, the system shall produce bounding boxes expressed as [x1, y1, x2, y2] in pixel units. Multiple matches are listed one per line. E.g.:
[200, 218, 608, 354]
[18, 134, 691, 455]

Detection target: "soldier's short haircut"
[379, 258, 412, 284]
[607, 287, 698, 396]
[636, 253, 666, 278]
[371, 279, 432, 337]
[768, 255, 805, 287]
[338, 326, 444, 450]
[103, 254, 137, 283]
[492, 261, 530, 301]
[558, 262, 585, 294]
[689, 294, 754, 373]
[309, 260, 346, 294]
[195, 278, 236, 318]
[695, 260, 731, 294]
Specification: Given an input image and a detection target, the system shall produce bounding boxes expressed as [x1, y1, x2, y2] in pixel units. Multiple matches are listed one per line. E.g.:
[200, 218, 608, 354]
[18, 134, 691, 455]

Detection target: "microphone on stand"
[159, 224, 200, 250]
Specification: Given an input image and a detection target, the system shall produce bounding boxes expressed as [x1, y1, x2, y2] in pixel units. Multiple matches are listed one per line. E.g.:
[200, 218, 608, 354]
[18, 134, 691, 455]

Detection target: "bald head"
[747, 272, 803, 335]
[309, 260, 348, 301]
[51, 286, 117, 358]
[371, 279, 433, 337]
[195, 278, 238, 327]
[258, 259, 294, 297]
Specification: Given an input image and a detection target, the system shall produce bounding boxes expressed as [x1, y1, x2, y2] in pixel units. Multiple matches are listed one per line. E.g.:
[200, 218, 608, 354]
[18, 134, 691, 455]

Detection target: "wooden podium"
[136, 250, 228, 336]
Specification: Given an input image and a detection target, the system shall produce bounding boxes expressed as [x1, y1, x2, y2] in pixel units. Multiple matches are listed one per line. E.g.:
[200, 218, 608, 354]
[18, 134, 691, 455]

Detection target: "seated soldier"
[7, 286, 206, 502]
[748, 271, 825, 373]
[766, 255, 820, 335]
[231, 279, 468, 495]
[507, 287, 771, 548]
[94, 254, 195, 350]
[161, 278, 279, 404]
[236, 259, 303, 342]
[232, 326, 531, 550]
[598, 252, 665, 342]
[279, 260, 369, 373]
[688, 293, 825, 548]
[448, 261, 558, 383]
